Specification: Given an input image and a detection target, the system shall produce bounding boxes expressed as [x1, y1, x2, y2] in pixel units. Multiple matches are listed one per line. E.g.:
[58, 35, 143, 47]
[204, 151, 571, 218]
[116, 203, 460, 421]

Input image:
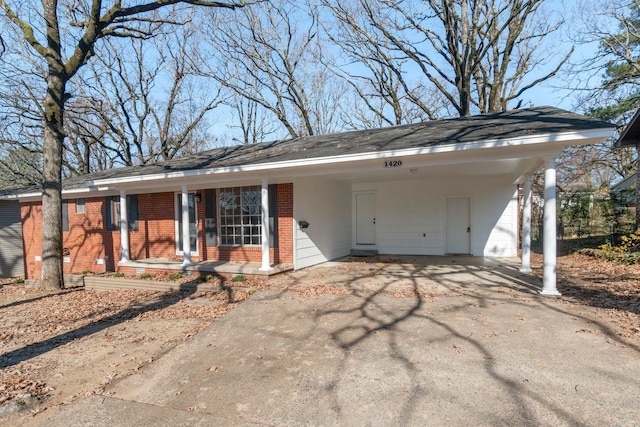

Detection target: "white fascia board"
[0, 193, 20, 200]
[0, 191, 39, 201]
[0, 185, 118, 201]
[64, 127, 618, 190]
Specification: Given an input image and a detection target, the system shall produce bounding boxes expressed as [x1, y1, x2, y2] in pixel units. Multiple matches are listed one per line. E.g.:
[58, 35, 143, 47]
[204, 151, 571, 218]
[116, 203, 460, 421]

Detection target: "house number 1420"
[384, 160, 403, 167]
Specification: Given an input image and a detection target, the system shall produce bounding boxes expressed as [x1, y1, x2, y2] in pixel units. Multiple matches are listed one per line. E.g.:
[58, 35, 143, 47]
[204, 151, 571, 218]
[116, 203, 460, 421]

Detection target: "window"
[219, 186, 262, 246]
[76, 198, 85, 214]
[62, 200, 69, 232]
[106, 195, 138, 231]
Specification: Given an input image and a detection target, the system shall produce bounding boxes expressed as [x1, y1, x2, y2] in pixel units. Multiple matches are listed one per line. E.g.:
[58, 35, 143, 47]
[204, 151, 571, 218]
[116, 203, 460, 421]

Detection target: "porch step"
[350, 249, 379, 257]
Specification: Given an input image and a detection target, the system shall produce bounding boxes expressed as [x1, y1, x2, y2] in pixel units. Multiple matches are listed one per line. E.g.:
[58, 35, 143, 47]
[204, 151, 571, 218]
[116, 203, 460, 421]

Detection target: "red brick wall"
[132, 192, 177, 260]
[277, 183, 294, 264]
[22, 198, 114, 279]
[21, 202, 43, 280]
[20, 184, 295, 279]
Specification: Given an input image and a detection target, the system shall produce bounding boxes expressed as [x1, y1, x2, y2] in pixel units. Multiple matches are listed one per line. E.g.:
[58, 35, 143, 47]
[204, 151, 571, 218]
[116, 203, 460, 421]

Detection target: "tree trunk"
[40, 74, 66, 290]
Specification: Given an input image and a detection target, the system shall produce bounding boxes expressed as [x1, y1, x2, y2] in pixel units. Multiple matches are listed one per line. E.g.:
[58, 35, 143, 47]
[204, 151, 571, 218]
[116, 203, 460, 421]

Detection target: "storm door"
[176, 193, 199, 255]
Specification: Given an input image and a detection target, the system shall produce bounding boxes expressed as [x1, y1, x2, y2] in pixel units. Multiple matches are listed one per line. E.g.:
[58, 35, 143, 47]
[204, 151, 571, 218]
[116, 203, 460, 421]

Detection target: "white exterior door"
[356, 192, 376, 245]
[446, 197, 470, 254]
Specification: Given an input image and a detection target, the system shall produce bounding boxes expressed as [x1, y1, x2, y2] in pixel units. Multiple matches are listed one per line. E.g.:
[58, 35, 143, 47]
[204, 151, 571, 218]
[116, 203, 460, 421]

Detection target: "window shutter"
[128, 194, 138, 231]
[205, 189, 217, 247]
[268, 184, 278, 248]
[105, 197, 114, 231]
[62, 200, 69, 232]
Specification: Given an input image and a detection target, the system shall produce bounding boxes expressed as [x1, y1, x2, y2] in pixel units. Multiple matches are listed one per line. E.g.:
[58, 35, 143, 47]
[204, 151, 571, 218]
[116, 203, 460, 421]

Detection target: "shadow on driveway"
[37, 256, 640, 426]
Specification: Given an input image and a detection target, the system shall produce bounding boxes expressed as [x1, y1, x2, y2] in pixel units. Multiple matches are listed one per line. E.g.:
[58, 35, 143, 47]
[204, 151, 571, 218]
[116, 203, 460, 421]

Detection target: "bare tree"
[65, 27, 223, 173]
[0, 42, 47, 186]
[571, 0, 640, 228]
[0, 0, 246, 289]
[322, 1, 449, 126]
[228, 89, 280, 145]
[201, 0, 343, 139]
[325, 0, 571, 118]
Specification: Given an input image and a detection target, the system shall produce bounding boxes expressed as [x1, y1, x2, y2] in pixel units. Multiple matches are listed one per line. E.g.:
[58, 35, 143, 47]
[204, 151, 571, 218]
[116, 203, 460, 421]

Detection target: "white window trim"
[217, 186, 263, 247]
[76, 198, 85, 214]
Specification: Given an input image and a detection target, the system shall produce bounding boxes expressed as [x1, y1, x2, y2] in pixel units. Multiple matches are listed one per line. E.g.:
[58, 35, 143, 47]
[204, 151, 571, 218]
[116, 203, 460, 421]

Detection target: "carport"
[289, 108, 614, 295]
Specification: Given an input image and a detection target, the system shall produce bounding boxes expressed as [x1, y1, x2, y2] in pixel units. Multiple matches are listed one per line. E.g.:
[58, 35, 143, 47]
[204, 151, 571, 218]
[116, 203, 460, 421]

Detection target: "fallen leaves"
[0, 284, 251, 411]
[533, 252, 640, 345]
[0, 365, 53, 406]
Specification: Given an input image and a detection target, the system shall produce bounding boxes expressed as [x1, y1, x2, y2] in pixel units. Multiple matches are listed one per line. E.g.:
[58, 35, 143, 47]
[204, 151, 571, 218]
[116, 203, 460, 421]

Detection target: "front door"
[446, 197, 470, 254]
[176, 193, 198, 255]
[356, 192, 376, 245]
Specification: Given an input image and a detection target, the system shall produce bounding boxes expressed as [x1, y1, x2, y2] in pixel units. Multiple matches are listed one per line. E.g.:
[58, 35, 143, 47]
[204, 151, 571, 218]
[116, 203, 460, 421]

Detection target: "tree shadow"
[270, 255, 637, 424]
[0, 285, 199, 369]
[0, 287, 81, 310]
[557, 280, 640, 316]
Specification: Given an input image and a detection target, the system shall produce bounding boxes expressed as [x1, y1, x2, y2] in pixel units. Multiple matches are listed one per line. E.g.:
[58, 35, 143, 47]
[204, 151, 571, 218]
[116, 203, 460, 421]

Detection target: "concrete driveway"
[40, 256, 640, 426]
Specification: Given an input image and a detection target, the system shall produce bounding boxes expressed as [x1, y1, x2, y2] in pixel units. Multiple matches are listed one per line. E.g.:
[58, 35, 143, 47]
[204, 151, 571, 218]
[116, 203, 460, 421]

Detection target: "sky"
[204, 0, 615, 147]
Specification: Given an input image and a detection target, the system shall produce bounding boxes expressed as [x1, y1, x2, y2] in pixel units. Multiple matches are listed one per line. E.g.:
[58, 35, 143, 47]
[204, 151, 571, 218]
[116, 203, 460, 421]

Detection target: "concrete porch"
[118, 258, 293, 277]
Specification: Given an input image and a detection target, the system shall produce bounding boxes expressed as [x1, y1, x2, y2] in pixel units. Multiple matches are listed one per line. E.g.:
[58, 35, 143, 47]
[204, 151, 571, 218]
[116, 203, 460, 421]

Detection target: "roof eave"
[0, 126, 614, 201]
[617, 108, 640, 147]
[81, 127, 613, 189]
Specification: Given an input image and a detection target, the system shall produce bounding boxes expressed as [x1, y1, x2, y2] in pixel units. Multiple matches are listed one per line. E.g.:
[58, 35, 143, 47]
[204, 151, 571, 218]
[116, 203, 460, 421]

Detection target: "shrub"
[113, 272, 125, 278]
[599, 229, 640, 265]
[16, 277, 24, 284]
[168, 273, 183, 281]
[199, 274, 214, 283]
[139, 273, 152, 279]
[232, 275, 245, 282]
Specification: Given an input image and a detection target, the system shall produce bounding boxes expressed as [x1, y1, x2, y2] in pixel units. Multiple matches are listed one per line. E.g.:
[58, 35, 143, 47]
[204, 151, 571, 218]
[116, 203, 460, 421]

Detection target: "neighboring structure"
[615, 107, 640, 230]
[1, 107, 614, 294]
[609, 175, 636, 236]
[0, 200, 25, 278]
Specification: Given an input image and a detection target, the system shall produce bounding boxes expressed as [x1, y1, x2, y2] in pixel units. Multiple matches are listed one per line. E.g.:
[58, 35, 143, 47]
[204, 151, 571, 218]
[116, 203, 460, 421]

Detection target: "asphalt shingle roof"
[2, 106, 613, 195]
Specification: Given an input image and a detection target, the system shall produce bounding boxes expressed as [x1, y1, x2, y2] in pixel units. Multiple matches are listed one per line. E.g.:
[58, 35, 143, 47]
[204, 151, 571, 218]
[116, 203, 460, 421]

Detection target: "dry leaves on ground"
[533, 252, 640, 343]
[0, 283, 251, 410]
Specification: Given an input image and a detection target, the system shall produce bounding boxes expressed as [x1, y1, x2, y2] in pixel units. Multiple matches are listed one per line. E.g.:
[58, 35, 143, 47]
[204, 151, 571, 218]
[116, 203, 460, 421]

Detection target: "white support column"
[260, 179, 271, 271]
[181, 185, 192, 267]
[520, 176, 532, 273]
[118, 190, 130, 264]
[541, 157, 560, 296]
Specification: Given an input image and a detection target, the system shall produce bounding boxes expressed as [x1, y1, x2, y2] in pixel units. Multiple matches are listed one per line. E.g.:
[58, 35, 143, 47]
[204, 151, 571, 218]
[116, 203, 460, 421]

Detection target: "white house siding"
[352, 175, 518, 257]
[471, 178, 519, 257]
[293, 176, 352, 269]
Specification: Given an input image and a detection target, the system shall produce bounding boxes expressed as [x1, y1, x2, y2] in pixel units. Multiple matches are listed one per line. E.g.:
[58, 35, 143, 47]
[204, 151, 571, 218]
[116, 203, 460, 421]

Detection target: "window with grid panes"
[218, 186, 262, 246]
